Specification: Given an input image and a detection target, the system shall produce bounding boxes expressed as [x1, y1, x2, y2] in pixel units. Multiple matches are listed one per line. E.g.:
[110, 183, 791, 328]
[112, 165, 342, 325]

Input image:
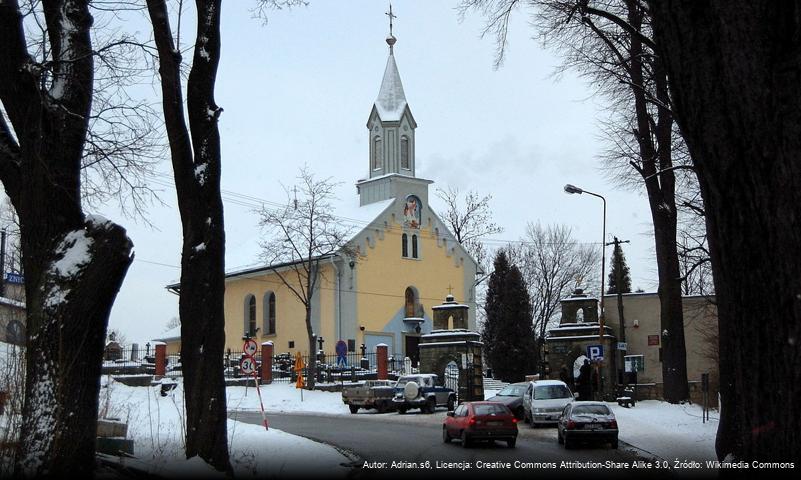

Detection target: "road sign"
[294, 351, 305, 389]
[240, 356, 257, 375]
[617, 342, 628, 351]
[4, 273, 23, 285]
[243, 338, 258, 357]
[335, 340, 348, 367]
[587, 345, 604, 361]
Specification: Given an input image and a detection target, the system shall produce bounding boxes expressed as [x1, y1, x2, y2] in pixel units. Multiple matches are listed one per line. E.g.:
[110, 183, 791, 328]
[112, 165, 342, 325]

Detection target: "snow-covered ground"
[227, 382, 352, 415]
[609, 400, 719, 462]
[100, 378, 352, 477]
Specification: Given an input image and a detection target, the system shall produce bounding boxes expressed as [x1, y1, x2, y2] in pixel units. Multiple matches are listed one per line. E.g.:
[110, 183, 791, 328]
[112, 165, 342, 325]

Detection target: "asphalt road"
[230, 409, 680, 479]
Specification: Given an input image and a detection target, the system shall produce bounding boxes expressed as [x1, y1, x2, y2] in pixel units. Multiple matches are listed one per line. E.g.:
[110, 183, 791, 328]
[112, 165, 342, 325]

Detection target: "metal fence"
[101, 346, 412, 384]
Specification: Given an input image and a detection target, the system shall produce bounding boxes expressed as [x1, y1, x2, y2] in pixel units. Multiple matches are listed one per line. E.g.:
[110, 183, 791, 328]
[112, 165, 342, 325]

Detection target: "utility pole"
[1, 229, 6, 298]
[606, 236, 630, 387]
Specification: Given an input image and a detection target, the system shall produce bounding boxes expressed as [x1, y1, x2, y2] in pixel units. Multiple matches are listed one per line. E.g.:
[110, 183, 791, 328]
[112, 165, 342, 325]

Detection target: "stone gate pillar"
[261, 341, 274, 384]
[376, 344, 388, 380]
[154, 342, 166, 377]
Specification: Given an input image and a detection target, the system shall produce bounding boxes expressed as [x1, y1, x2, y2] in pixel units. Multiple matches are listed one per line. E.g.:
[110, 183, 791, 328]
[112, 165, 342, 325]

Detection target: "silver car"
[522, 380, 575, 426]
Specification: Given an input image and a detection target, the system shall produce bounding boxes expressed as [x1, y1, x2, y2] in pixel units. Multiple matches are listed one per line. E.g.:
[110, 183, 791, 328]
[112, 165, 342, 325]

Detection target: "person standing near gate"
[559, 365, 573, 392]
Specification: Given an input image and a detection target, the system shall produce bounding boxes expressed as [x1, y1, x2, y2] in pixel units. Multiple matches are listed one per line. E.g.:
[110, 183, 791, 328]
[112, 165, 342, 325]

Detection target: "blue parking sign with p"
[587, 345, 604, 361]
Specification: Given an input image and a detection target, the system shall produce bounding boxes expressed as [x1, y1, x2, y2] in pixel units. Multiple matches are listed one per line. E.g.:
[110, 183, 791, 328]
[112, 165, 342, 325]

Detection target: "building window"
[401, 136, 410, 169]
[412, 234, 418, 258]
[263, 292, 276, 335]
[289, 341, 295, 349]
[405, 287, 418, 318]
[245, 294, 257, 337]
[372, 136, 382, 170]
[402, 233, 408, 257]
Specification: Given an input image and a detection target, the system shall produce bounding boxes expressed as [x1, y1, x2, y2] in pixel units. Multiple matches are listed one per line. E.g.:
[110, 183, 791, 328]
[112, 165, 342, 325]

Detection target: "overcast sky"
[83, 0, 658, 344]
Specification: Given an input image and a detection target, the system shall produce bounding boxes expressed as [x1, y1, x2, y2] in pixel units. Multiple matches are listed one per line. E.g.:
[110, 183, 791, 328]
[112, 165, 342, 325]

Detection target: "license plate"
[586, 424, 602, 430]
[487, 421, 503, 426]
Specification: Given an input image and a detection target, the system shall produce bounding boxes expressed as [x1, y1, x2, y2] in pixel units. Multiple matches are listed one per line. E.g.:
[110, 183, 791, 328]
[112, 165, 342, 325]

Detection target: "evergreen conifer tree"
[607, 242, 632, 294]
[482, 250, 537, 382]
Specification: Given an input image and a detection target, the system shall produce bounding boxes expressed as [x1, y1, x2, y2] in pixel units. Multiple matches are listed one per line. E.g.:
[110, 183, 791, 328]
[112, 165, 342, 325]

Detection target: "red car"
[442, 401, 518, 448]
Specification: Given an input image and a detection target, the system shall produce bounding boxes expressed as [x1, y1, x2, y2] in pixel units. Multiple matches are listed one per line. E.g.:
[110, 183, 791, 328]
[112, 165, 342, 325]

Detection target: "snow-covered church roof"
[374, 52, 408, 122]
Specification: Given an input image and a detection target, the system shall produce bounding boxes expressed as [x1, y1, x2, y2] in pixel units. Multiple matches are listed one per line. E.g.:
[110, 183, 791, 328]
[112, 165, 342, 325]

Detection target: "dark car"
[557, 401, 619, 449]
[443, 402, 519, 448]
[486, 382, 528, 419]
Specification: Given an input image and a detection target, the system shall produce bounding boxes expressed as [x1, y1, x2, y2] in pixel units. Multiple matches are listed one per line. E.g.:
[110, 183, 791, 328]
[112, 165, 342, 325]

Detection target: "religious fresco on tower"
[403, 195, 421, 229]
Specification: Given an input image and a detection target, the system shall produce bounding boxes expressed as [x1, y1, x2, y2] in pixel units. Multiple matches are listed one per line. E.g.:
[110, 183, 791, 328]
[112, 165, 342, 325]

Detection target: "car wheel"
[398, 407, 407, 415]
[349, 405, 359, 414]
[442, 427, 451, 444]
[461, 431, 471, 448]
[376, 402, 387, 414]
[426, 397, 436, 414]
[611, 439, 619, 449]
[558, 429, 564, 445]
[447, 396, 455, 412]
[564, 437, 573, 450]
[506, 438, 516, 448]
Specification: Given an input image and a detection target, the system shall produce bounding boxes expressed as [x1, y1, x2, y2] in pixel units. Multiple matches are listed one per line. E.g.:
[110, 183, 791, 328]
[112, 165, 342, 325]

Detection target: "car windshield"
[572, 405, 611, 416]
[473, 404, 509, 416]
[497, 385, 527, 397]
[534, 385, 571, 400]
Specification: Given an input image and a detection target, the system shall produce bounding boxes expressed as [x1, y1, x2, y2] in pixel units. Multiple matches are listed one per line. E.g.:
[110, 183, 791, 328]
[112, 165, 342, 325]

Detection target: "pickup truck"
[392, 374, 456, 414]
[341, 380, 396, 414]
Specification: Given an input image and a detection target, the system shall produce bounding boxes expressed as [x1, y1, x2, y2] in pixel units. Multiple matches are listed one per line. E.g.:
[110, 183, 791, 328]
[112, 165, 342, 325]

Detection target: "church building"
[165, 29, 480, 362]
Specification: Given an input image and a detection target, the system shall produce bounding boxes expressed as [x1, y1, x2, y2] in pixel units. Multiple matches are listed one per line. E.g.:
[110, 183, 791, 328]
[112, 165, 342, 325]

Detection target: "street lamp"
[564, 184, 607, 395]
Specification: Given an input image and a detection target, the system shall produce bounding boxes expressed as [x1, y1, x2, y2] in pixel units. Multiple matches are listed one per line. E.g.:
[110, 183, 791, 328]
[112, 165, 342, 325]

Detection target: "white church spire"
[358, 4, 430, 207]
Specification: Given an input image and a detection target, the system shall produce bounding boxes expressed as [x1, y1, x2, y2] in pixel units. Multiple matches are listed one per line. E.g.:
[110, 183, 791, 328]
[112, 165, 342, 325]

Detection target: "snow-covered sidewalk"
[100, 378, 352, 477]
[609, 400, 718, 463]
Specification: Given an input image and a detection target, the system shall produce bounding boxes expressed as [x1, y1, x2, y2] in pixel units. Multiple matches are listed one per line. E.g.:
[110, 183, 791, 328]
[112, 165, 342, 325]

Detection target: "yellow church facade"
[163, 32, 480, 363]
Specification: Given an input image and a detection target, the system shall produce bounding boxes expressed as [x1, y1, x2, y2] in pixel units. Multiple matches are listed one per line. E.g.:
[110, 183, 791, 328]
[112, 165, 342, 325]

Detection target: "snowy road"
[230, 410, 689, 479]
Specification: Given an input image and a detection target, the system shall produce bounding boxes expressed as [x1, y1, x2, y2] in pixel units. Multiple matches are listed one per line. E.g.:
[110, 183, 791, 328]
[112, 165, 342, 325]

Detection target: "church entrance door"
[405, 335, 420, 367]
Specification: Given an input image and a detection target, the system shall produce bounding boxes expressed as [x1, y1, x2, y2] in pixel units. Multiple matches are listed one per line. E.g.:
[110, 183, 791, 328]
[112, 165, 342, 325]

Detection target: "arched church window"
[412, 234, 418, 258]
[245, 294, 257, 337]
[372, 136, 382, 170]
[401, 136, 410, 169]
[263, 292, 276, 335]
[402, 233, 408, 257]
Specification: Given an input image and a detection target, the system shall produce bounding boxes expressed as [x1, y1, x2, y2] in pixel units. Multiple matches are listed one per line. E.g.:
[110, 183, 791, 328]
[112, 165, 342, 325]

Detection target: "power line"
[144, 171, 605, 247]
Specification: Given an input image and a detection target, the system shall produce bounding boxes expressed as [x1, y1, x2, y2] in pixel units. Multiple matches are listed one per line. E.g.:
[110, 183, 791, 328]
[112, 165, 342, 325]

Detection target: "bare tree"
[146, 0, 231, 472]
[507, 223, 599, 364]
[0, 1, 135, 475]
[258, 167, 354, 390]
[436, 186, 503, 283]
[648, 0, 801, 463]
[461, 0, 691, 403]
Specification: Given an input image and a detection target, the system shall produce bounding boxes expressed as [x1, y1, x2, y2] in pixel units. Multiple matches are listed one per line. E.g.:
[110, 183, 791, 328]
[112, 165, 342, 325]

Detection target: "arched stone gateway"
[418, 295, 484, 402]
[546, 289, 617, 401]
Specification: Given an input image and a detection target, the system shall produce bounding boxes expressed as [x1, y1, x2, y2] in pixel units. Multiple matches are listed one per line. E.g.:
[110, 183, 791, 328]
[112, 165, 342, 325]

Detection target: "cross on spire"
[386, 3, 396, 37]
[385, 3, 397, 53]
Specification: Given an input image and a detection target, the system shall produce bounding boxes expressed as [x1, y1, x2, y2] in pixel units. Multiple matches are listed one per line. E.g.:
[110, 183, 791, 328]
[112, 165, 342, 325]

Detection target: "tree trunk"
[17, 219, 132, 477]
[0, 1, 134, 475]
[306, 309, 316, 390]
[649, 0, 801, 463]
[627, 0, 689, 402]
[146, 0, 231, 472]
